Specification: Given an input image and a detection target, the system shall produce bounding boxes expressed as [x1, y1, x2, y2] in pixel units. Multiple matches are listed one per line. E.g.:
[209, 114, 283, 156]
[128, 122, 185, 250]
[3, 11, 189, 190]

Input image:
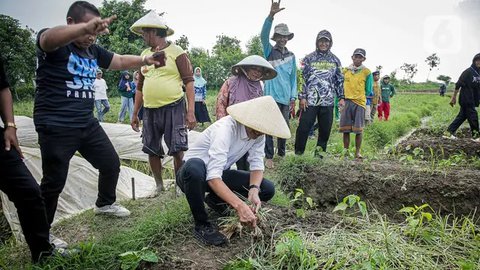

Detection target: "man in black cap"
[444, 53, 480, 141]
[340, 48, 373, 159]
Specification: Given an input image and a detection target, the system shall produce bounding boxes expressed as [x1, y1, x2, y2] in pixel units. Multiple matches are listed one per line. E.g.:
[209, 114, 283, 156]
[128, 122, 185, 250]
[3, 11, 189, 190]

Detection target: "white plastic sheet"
[2, 116, 201, 241]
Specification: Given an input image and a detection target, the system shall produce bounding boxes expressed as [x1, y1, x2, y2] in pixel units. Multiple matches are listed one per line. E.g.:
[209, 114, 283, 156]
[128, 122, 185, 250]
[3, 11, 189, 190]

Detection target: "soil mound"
[279, 160, 480, 219]
[396, 128, 480, 159]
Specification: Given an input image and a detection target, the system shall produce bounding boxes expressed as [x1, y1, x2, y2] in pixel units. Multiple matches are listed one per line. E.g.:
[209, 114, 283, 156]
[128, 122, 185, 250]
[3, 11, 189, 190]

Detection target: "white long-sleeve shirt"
[184, 115, 265, 180]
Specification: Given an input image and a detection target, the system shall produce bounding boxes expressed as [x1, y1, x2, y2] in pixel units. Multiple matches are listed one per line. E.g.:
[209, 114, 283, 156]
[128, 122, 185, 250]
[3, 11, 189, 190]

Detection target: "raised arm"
[39, 15, 116, 52]
[269, 0, 285, 19]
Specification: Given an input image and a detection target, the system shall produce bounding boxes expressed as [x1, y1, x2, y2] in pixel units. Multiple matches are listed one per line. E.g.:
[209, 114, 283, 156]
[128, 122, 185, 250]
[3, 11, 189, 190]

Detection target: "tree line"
[1, 0, 453, 100]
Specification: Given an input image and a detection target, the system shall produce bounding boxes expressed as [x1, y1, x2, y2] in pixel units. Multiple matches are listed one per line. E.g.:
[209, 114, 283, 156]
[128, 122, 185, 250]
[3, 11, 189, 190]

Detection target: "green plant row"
[225, 198, 480, 270]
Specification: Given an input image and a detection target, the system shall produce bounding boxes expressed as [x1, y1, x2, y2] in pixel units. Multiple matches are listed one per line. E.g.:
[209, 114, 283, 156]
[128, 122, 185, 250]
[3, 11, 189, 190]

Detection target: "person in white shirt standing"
[176, 96, 291, 246]
[93, 69, 110, 122]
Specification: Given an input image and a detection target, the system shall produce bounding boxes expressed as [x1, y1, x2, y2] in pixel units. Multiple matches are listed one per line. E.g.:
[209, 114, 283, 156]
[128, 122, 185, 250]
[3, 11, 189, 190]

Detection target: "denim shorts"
[142, 98, 188, 157]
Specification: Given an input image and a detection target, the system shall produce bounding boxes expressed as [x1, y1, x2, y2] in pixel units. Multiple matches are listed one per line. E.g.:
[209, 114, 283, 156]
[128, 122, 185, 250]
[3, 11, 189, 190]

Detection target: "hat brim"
[231, 66, 277, 81]
[317, 36, 331, 41]
[271, 33, 294, 41]
[226, 96, 291, 139]
[130, 25, 174, 36]
[231, 55, 277, 80]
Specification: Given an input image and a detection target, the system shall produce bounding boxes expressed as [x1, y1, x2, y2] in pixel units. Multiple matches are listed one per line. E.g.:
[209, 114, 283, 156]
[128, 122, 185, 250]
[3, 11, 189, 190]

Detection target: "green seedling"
[291, 188, 316, 219]
[398, 203, 433, 238]
[118, 247, 158, 270]
[333, 194, 368, 218]
[274, 231, 318, 270]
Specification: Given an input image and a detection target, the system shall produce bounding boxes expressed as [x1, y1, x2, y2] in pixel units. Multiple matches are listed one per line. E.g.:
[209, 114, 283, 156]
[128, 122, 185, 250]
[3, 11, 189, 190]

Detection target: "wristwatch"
[249, 184, 261, 192]
[6, 122, 17, 129]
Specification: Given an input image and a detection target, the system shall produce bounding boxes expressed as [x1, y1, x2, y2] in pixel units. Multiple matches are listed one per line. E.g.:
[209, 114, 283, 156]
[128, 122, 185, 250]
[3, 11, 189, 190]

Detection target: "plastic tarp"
[15, 116, 201, 164]
[2, 116, 201, 241]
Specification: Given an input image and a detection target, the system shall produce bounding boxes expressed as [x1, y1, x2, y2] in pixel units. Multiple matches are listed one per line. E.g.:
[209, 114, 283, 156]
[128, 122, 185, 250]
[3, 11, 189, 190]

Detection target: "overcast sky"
[1, 0, 478, 82]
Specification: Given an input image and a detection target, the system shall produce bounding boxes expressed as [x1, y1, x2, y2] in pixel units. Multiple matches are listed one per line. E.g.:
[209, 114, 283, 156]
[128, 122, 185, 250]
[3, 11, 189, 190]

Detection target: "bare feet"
[265, 159, 274, 169]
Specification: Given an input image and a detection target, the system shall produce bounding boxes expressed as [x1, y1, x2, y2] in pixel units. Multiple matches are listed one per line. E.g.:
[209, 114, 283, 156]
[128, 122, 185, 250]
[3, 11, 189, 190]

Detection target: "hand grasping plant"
[248, 188, 261, 214]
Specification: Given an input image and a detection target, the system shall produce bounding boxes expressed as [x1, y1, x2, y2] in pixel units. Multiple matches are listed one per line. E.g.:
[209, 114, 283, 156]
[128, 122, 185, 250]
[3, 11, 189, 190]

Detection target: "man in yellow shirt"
[130, 11, 196, 192]
[340, 48, 373, 159]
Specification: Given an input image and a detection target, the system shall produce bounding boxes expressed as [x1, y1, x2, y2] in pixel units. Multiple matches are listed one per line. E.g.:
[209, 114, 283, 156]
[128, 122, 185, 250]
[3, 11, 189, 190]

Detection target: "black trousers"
[265, 102, 290, 159]
[447, 105, 480, 137]
[176, 158, 275, 226]
[36, 120, 120, 225]
[0, 128, 52, 262]
[235, 153, 249, 171]
[295, 105, 334, 154]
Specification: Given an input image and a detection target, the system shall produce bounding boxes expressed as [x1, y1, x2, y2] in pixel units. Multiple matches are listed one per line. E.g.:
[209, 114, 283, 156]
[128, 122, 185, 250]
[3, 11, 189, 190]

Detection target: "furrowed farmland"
[1, 92, 479, 270]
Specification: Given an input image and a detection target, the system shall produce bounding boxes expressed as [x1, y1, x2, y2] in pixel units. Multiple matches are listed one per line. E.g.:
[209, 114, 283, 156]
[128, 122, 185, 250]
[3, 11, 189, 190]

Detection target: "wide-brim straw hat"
[226, 96, 291, 139]
[231, 55, 277, 80]
[130, 10, 174, 37]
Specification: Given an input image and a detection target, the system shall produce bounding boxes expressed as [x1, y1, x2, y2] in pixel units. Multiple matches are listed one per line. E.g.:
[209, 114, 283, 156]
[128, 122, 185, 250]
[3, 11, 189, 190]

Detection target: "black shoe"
[205, 194, 230, 216]
[193, 224, 227, 246]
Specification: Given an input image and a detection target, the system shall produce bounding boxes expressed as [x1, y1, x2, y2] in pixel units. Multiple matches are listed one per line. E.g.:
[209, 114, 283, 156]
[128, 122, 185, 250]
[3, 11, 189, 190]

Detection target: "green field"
[3, 93, 480, 269]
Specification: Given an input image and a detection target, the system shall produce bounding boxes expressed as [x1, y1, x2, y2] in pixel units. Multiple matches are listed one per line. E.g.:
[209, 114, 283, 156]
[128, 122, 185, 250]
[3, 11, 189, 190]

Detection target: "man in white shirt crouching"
[176, 96, 291, 246]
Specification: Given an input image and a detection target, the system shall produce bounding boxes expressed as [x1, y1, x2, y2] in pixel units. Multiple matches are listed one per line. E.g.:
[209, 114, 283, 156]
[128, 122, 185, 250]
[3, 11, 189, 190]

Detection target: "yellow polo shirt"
[343, 67, 371, 108]
[140, 44, 185, 108]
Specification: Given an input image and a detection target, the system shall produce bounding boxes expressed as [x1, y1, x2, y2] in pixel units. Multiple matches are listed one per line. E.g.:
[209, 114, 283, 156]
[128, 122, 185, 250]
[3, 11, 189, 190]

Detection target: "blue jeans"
[118, 96, 134, 122]
[95, 99, 110, 122]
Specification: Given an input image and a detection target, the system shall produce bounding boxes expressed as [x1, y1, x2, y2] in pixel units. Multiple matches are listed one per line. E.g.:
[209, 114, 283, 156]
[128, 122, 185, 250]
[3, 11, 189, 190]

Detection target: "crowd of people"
[1, 0, 480, 264]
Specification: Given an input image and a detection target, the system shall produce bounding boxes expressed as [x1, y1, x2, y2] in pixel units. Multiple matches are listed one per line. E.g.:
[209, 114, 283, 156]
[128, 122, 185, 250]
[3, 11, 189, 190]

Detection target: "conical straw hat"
[231, 55, 277, 80]
[227, 96, 291, 139]
[130, 10, 174, 37]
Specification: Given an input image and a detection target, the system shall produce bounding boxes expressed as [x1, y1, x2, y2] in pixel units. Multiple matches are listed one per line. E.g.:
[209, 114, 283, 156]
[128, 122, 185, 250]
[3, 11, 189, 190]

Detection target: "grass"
[4, 92, 475, 269]
[396, 81, 454, 92]
[226, 206, 480, 270]
[0, 194, 192, 269]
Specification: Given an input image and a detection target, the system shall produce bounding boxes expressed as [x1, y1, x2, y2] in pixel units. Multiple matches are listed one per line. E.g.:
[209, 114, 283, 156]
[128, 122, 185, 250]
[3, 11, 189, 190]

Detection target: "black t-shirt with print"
[34, 28, 114, 128]
[456, 67, 480, 107]
[0, 57, 10, 90]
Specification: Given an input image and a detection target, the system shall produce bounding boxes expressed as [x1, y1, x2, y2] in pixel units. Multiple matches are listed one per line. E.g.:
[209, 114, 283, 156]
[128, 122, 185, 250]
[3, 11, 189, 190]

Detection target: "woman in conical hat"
[216, 55, 277, 120]
[215, 55, 277, 170]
